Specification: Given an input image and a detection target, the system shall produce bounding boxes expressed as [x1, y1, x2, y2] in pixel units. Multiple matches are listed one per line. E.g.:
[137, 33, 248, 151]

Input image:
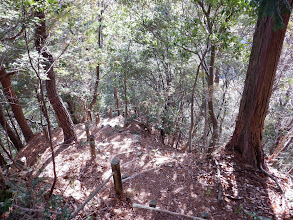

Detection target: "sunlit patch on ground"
[15, 116, 293, 219]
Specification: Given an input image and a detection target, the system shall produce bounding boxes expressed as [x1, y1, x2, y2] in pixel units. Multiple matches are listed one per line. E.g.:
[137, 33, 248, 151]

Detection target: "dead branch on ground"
[133, 203, 206, 220]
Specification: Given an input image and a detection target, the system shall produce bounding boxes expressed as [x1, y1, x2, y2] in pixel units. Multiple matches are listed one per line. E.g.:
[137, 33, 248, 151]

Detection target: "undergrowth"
[0, 171, 71, 219]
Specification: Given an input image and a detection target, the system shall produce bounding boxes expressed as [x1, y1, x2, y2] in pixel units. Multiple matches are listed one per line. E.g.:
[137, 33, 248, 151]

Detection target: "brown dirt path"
[15, 116, 293, 219]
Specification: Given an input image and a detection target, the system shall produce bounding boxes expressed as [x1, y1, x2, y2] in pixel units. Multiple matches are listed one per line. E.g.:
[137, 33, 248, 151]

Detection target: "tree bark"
[123, 40, 131, 118]
[215, 68, 219, 84]
[123, 71, 128, 118]
[203, 75, 208, 154]
[207, 45, 218, 150]
[0, 63, 34, 142]
[188, 52, 207, 152]
[6, 106, 21, 141]
[64, 96, 79, 124]
[88, 8, 105, 113]
[226, 3, 293, 168]
[0, 103, 24, 150]
[188, 69, 199, 152]
[34, 9, 77, 144]
[88, 65, 100, 112]
[0, 151, 6, 167]
[114, 86, 120, 116]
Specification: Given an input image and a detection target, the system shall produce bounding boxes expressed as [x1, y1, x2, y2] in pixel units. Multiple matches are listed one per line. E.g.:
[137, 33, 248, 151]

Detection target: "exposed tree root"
[260, 164, 286, 213]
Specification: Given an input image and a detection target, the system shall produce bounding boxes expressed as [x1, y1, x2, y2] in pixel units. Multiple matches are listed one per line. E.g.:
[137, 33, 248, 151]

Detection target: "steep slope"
[13, 116, 293, 219]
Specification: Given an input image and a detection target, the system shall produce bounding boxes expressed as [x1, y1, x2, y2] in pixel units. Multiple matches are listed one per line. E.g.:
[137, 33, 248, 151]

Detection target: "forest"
[0, 0, 292, 219]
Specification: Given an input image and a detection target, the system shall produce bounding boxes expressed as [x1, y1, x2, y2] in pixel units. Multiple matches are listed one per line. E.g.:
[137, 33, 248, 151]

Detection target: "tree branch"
[1, 25, 25, 42]
[133, 203, 206, 220]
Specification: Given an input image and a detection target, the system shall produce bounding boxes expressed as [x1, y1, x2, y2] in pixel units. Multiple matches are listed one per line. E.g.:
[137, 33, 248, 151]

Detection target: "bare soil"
[12, 116, 293, 219]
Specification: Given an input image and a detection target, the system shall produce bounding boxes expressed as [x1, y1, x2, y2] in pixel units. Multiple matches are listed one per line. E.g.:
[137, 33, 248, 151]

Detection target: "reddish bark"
[226, 3, 293, 168]
[0, 64, 34, 142]
[109, 108, 113, 119]
[0, 103, 24, 150]
[35, 10, 77, 144]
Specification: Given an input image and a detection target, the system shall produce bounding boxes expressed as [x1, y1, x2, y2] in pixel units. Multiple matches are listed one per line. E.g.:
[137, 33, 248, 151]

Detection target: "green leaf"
[0, 198, 12, 214]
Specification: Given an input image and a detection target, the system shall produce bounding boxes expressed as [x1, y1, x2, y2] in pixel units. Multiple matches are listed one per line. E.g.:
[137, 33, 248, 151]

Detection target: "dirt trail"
[16, 116, 293, 219]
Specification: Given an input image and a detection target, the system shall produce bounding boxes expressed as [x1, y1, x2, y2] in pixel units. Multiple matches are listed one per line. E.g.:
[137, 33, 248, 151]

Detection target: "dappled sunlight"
[190, 191, 198, 199]
[135, 191, 152, 204]
[172, 172, 177, 181]
[14, 116, 292, 219]
[2, 0, 293, 218]
[153, 154, 171, 165]
[63, 179, 84, 200]
[78, 130, 87, 140]
[110, 134, 122, 142]
[173, 186, 185, 194]
[98, 140, 132, 152]
[102, 169, 113, 181]
[100, 116, 124, 127]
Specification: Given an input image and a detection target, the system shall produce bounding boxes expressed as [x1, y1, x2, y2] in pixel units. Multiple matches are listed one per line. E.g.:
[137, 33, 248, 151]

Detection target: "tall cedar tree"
[34, 5, 77, 144]
[226, 0, 293, 168]
[0, 61, 34, 143]
[88, 7, 105, 114]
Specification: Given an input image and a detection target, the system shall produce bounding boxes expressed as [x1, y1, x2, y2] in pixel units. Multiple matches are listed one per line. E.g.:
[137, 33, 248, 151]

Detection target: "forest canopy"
[0, 0, 292, 219]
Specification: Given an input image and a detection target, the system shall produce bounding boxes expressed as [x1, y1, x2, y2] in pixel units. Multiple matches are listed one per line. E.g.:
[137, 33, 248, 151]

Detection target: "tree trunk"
[268, 122, 293, 162]
[109, 108, 113, 119]
[124, 41, 131, 118]
[203, 75, 208, 154]
[64, 96, 79, 124]
[0, 63, 34, 142]
[88, 65, 100, 112]
[188, 52, 207, 152]
[0, 152, 6, 167]
[34, 10, 77, 144]
[6, 107, 22, 142]
[215, 68, 219, 84]
[207, 45, 218, 151]
[0, 164, 6, 190]
[0, 104, 24, 150]
[0, 139, 12, 161]
[226, 3, 293, 168]
[124, 71, 128, 118]
[218, 80, 229, 138]
[187, 70, 199, 152]
[88, 9, 104, 113]
[114, 86, 120, 116]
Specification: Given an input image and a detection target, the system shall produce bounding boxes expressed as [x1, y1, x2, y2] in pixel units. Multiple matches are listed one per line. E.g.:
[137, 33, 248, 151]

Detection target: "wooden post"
[109, 108, 113, 119]
[85, 122, 90, 142]
[111, 158, 123, 195]
[89, 135, 96, 159]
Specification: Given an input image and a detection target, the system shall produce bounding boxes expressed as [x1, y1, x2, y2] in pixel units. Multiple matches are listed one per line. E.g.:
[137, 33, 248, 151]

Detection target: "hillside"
[10, 116, 293, 219]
